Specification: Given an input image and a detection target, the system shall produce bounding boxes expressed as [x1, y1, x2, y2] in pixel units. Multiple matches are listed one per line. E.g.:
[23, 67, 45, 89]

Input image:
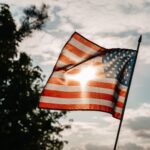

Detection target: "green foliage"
[0, 3, 70, 150]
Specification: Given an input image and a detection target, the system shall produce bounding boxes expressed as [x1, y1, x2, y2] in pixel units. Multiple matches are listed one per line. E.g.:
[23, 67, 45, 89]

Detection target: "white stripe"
[118, 84, 127, 90]
[56, 55, 103, 69]
[56, 61, 68, 68]
[114, 107, 122, 114]
[52, 68, 104, 78]
[52, 71, 106, 79]
[117, 96, 125, 103]
[63, 48, 83, 62]
[84, 56, 102, 64]
[70, 38, 97, 55]
[40, 96, 123, 114]
[92, 76, 116, 83]
[45, 83, 114, 94]
[50, 76, 127, 96]
[45, 84, 125, 103]
[56, 49, 81, 68]
[40, 96, 114, 107]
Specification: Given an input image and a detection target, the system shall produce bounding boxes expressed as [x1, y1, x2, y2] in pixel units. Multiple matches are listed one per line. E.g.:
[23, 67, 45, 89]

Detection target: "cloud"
[124, 109, 150, 141]
[117, 0, 150, 15]
[70, 142, 145, 150]
[124, 103, 150, 120]
[114, 104, 150, 149]
[119, 143, 144, 150]
[126, 116, 150, 131]
[136, 131, 150, 139]
[85, 144, 111, 150]
[142, 32, 150, 46]
[70, 147, 84, 150]
[69, 142, 112, 150]
[1, 0, 150, 65]
[62, 119, 118, 150]
[19, 30, 67, 63]
[62, 103, 150, 150]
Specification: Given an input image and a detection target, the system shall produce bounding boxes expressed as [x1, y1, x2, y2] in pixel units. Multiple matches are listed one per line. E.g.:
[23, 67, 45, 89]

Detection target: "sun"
[66, 66, 97, 87]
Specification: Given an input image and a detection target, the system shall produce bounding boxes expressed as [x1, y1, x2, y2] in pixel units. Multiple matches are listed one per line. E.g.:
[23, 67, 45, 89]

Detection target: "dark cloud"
[44, 6, 77, 38]
[118, 3, 140, 14]
[85, 144, 111, 150]
[125, 116, 150, 140]
[119, 143, 144, 150]
[97, 30, 150, 46]
[45, 6, 62, 30]
[142, 32, 150, 46]
[136, 131, 150, 139]
[64, 16, 82, 29]
[142, 1, 150, 12]
[126, 116, 150, 131]
[71, 143, 146, 150]
[99, 29, 139, 38]
[43, 5, 81, 38]
[118, 2, 150, 14]
[70, 147, 84, 150]
[43, 6, 70, 38]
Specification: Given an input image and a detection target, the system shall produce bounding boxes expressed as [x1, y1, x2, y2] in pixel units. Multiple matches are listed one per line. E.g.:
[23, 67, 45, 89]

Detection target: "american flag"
[39, 32, 136, 119]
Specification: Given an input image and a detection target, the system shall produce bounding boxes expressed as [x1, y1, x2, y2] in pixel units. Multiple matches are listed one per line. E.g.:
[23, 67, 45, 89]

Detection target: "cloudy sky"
[1, 0, 150, 149]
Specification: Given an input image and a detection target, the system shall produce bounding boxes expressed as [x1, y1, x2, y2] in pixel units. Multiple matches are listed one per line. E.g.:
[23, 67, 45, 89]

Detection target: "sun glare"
[66, 66, 97, 87]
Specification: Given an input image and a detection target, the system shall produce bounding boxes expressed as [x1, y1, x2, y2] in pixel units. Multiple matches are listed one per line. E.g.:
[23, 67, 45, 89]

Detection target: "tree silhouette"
[0, 4, 70, 150]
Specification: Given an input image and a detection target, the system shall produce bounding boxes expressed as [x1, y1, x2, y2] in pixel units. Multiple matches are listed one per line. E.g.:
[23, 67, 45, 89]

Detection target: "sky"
[1, 0, 150, 149]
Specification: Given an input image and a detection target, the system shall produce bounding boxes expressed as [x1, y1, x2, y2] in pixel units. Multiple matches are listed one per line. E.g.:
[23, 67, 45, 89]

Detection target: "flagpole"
[113, 35, 142, 150]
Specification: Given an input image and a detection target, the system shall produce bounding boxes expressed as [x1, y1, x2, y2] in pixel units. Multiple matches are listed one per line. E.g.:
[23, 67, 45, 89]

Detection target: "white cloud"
[118, 103, 150, 149]
[19, 30, 69, 66]
[61, 103, 150, 150]
[62, 121, 117, 150]
[119, 143, 144, 150]
[2, 0, 150, 64]
[125, 103, 150, 120]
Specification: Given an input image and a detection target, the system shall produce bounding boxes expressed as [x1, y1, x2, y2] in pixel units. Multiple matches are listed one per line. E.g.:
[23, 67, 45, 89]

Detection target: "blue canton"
[102, 49, 136, 86]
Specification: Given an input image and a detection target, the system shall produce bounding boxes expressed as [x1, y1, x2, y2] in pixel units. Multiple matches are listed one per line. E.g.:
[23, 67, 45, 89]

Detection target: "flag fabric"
[39, 32, 137, 119]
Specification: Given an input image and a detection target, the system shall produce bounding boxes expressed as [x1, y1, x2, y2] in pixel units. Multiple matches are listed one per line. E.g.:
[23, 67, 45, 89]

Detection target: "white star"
[106, 57, 110, 60]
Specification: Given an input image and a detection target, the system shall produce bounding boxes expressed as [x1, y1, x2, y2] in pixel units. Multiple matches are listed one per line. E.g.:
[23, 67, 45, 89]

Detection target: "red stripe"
[42, 89, 115, 101]
[58, 54, 76, 64]
[66, 68, 80, 74]
[47, 78, 127, 98]
[39, 102, 113, 112]
[116, 101, 124, 108]
[73, 33, 104, 51]
[113, 112, 121, 119]
[41, 90, 125, 109]
[116, 89, 126, 97]
[48, 77, 80, 85]
[39, 102, 121, 119]
[65, 43, 91, 58]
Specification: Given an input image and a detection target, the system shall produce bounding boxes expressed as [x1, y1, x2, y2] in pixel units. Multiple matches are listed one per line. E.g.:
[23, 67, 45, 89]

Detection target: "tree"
[0, 3, 70, 150]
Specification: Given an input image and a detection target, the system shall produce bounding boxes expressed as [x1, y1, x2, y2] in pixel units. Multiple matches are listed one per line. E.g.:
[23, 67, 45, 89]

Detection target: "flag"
[39, 32, 137, 119]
